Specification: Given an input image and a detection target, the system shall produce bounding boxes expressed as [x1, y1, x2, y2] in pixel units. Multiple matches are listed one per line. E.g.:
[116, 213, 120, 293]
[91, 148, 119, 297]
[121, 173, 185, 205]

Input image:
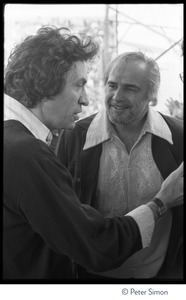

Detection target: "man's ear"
[148, 97, 157, 106]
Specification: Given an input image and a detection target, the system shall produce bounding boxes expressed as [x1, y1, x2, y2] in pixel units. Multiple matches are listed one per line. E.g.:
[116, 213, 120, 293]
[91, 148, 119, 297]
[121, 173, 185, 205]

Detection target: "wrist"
[152, 197, 167, 216]
[147, 197, 167, 222]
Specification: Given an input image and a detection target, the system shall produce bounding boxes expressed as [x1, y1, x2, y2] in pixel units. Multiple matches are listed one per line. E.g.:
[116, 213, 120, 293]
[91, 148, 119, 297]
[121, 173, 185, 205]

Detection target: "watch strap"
[152, 197, 167, 216]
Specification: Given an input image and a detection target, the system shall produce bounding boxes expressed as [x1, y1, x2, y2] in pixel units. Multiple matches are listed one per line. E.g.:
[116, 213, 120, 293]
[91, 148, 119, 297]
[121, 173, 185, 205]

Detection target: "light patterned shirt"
[83, 107, 173, 278]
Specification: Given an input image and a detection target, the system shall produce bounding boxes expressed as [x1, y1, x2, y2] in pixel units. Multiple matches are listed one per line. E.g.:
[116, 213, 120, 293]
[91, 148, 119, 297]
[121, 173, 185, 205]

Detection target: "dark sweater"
[3, 120, 142, 280]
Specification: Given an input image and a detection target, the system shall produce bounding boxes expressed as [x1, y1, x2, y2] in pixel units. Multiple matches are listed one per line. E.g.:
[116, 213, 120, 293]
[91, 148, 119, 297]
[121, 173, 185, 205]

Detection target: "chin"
[65, 122, 76, 130]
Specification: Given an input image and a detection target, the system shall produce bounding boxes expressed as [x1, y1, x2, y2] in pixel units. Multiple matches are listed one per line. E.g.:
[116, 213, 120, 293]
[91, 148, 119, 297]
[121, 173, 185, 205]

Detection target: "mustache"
[108, 102, 132, 108]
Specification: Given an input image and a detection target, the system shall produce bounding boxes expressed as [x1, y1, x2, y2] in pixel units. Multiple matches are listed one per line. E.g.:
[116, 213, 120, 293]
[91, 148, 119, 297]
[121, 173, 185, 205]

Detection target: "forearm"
[126, 196, 169, 248]
[126, 204, 155, 248]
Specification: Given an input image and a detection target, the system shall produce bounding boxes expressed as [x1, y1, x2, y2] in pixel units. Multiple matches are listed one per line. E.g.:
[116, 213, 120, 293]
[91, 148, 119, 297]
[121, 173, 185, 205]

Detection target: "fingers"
[176, 162, 184, 176]
[156, 163, 184, 206]
[171, 162, 183, 177]
[175, 196, 183, 206]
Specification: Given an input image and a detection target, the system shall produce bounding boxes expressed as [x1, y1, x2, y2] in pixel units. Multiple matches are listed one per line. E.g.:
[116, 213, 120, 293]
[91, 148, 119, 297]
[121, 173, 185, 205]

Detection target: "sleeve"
[126, 205, 155, 247]
[18, 147, 154, 273]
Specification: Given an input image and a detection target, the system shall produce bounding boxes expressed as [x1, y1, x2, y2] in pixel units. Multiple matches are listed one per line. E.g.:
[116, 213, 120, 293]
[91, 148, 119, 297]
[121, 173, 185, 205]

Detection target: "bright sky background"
[4, 3, 183, 114]
[4, 4, 106, 20]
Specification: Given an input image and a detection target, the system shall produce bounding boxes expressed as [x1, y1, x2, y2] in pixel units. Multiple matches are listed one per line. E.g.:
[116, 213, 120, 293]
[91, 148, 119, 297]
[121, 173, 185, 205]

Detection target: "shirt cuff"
[126, 205, 155, 248]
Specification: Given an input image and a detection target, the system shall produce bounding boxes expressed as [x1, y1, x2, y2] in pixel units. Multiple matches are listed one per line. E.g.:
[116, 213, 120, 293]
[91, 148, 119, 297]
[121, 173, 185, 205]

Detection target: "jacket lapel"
[152, 135, 179, 180]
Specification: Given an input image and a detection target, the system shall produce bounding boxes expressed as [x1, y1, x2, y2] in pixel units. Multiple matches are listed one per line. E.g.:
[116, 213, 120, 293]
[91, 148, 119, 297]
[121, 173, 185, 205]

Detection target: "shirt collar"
[4, 94, 53, 146]
[83, 108, 112, 150]
[83, 106, 173, 150]
[142, 107, 173, 144]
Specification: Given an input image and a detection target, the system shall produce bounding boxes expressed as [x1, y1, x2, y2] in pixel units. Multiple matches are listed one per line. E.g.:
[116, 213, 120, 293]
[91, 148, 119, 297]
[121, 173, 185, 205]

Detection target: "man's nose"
[112, 87, 124, 101]
[79, 89, 89, 106]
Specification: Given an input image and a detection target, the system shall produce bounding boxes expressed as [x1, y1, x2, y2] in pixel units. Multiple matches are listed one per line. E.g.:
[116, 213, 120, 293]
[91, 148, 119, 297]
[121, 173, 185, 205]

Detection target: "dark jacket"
[3, 120, 144, 280]
[57, 112, 183, 280]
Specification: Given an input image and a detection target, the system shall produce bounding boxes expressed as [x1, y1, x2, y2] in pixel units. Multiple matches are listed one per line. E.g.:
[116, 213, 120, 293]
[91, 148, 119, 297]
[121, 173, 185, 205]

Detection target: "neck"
[111, 112, 148, 153]
[29, 104, 49, 129]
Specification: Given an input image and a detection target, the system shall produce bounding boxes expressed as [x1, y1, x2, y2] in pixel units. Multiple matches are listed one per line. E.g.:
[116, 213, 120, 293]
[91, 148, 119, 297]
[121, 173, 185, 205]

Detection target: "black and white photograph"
[2, 3, 184, 299]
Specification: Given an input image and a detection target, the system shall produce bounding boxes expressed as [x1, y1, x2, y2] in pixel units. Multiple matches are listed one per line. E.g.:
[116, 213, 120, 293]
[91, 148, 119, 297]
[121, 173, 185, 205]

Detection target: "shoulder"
[160, 113, 183, 163]
[4, 120, 54, 162]
[159, 113, 183, 133]
[4, 121, 65, 197]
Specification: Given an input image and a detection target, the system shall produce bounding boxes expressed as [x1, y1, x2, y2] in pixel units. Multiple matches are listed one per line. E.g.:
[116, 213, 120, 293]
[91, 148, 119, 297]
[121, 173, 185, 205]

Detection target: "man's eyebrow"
[107, 80, 117, 84]
[107, 81, 140, 89]
[124, 83, 140, 88]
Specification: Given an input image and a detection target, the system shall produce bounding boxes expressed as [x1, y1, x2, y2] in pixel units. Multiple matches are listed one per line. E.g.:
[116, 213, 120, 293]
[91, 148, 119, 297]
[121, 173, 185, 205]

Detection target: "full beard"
[107, 107, 133, 125]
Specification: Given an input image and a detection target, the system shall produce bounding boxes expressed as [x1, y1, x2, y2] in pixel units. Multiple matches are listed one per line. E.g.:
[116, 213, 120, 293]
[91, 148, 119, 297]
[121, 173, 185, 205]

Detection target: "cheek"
[67, 92, 79, 107]
[134, 99, 148, 114]
[105, 92, 113, 104]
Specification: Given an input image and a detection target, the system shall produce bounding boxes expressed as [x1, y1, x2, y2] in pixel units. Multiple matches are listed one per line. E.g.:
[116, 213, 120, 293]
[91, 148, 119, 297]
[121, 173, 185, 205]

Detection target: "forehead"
[67, 61, 88, 82]
[108, 59, 149, 84]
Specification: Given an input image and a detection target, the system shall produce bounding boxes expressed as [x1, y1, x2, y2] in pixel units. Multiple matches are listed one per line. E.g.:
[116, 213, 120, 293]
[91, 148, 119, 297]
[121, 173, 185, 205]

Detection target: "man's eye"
[77, 82, 86, 87]
[108, 83, 117, 89]
[126, 87, 138, 92]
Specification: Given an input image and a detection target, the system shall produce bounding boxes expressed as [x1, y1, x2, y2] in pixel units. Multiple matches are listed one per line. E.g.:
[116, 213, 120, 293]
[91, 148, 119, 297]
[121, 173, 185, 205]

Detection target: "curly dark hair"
[4, 26, 99, 108]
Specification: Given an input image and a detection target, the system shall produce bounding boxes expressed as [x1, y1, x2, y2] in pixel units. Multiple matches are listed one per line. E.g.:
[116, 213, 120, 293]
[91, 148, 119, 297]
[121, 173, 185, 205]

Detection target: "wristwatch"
[152, 197, 167, 216]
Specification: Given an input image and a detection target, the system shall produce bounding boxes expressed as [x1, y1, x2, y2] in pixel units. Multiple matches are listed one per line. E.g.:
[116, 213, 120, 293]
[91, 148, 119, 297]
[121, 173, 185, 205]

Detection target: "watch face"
[159, 205, 167, 216]
[153, 198, 167, 216]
